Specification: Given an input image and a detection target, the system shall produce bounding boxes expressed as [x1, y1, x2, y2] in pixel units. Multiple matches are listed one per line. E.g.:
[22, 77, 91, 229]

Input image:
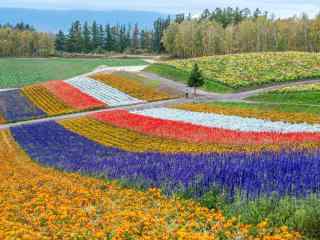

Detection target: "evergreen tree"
[132, 23, 140, 50]
[188, 64, 204, 96]
[140, 29, 146, 49]
[91, 21, 99, 50]
[98, 24, 105, 50]
[105, 24, 114, 51]
[82, 21, 91, 53]
[66, 21, 82, 52]
[55, 30, 65, 51]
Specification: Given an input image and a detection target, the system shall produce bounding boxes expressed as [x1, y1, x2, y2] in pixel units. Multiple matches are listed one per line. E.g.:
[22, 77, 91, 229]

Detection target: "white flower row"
[65, 77, 144, 107]
[130, 108, 320, 133]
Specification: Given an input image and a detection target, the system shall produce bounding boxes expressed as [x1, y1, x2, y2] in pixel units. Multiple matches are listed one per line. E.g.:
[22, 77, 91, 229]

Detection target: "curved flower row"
[65, 76, 143, 106]
[92, 110, 320, 145]
[0, 130, 301, 239]
[42, 80, 105, 110]
[93, 73, 172, 101]
[10, 120, 320, 198]
[174, 103, 320, 124]
[0, 89, 46, 122]
[22, 85, 75, 115]
[131, 108, 320, 133]
[59, 117, 258, 153]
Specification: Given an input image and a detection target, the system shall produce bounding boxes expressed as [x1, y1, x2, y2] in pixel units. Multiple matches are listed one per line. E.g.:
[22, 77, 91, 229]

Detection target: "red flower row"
[92, 110, 320, 145]
[43, 81, 105, 110]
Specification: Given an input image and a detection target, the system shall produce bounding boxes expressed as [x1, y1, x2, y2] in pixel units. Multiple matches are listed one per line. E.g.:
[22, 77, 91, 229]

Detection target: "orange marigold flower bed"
[0, 130, 302, 239]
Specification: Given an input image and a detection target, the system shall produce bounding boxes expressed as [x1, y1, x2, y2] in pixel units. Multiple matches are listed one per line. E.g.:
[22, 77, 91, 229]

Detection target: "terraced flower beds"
[7, 105, 320, 198]
[0, 130, 300, 239]
[93, 73, 172, 101]
[65, 77, 141, 106]
[163, 52, 320, 89]
[174, 103, 320, 124]
[0, 72, 177, 124]
[6, 102, 320, 238]
[43, 80, 105, 110]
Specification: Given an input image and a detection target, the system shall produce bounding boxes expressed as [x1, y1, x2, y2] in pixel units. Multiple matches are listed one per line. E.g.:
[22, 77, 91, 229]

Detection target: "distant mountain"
[0, 8, 165, 33]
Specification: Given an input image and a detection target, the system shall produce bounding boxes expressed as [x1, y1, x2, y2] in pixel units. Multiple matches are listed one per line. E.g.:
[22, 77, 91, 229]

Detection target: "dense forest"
[0, 23, 55, 57]
[55, 18, 171, 54]
[1, 7, 320, 58]
[163, 8, 320, 57]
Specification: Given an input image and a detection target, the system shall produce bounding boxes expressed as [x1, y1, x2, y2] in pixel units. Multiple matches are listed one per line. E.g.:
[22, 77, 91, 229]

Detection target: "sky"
[0, 0, 319, 18]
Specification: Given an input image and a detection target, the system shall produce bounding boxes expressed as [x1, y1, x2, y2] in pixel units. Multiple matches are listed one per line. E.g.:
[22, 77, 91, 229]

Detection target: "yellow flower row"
[92, 73, 172, 101]
[22, 85, 75, 116]
[59, 117, 320, 153]
[274, 83, 320, 93]
[0, 130, 301, 239]
[173, 103, 320, 125]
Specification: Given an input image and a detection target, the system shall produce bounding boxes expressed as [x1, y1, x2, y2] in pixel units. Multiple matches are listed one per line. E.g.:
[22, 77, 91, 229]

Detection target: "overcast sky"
[1, 0, 319, 18]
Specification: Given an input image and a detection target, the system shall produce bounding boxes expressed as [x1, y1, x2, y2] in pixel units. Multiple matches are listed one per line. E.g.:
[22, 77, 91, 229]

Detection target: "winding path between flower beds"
[1, 62, 320, 130]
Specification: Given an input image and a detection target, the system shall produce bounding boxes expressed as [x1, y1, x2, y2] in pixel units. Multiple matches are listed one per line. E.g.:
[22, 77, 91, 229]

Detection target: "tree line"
[0, 24, 55, 57]
[163, 8, 320, 58]
[55, 18, 171, 54]
[1, 7, 320, 58]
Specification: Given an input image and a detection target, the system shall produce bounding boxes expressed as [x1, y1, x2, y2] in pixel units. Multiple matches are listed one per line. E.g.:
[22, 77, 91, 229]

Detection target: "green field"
[146, 52, 320, 92]
[0, 58, 146, 88]
[248, 83, 320, 106]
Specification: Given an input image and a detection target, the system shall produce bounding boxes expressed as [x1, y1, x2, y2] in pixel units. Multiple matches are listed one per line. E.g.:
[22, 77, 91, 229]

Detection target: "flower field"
[42, 80, 105, 110]
[166, 52, 320, 89]
[22, 85, 75, 116]
[0, 72, 177, 124]
[4, 101, 320, 238]
[0, 130, 300, 239]
[174, 103, 320, 124]
[6, 104, 320, 199]
[93, 73, 172, 101]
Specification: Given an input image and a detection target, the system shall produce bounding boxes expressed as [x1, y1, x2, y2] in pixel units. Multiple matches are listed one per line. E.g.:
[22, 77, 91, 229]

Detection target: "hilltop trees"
[163, 9, 320, 58]
[57, 21, 158, 54]
[0, 24, 54, 57]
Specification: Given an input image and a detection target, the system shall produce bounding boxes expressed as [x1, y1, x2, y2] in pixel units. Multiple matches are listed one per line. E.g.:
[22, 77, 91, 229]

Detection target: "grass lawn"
[145, 63, 234, 93]
[0, 58, 146, 88]
[248, 83, 320, 106]
[248, 91, 320, 106]
[150, 52, 320, 91]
